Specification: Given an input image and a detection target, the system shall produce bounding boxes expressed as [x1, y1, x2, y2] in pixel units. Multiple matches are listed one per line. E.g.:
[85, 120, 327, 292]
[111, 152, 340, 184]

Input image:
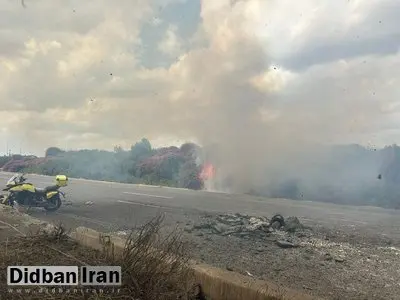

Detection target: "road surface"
[2, 172, 400, 299]
[0, 171, 399, 240]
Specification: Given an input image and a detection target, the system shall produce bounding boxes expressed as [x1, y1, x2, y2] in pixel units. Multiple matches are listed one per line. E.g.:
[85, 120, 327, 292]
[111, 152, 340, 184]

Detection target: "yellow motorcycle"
[0, 173, 68, 212]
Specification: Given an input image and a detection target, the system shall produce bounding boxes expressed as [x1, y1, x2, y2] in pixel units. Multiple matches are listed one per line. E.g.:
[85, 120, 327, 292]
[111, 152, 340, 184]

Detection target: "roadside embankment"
[0, 205, 316, 300]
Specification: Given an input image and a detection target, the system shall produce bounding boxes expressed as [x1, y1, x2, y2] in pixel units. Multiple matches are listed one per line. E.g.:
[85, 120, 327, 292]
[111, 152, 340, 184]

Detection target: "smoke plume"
[2, 0, 399, 201]
[174, 0, 387, 196]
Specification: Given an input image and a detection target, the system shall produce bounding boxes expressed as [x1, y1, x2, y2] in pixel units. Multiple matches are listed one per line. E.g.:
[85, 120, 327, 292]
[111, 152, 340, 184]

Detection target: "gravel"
[179, 212, 400, 300]
[28, 202, 400, 300]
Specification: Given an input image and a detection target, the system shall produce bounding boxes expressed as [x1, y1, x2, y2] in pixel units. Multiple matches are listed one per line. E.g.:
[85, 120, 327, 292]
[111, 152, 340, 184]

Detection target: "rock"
[324, 253, 333, 261]
[226, 266, 234, 271]
[245, 271, 254, 277]
[191, 213, 309, 241]
[116, 231, 128, 236]
[41, 223, 56, 234]
[284, 216, 303, 232]
[296, 232, 308, 238]
[270, 214, 285, 228]
[193, 224, 210, 230]
[270, 221, 282, 229]
[335, 257, 345, 263]
[184, 227, 193, 233]
[212, 223, 231, 234]
[256, 247, 264, 253]
[216, 214, 244, 226]
[276, 240, 298, 248]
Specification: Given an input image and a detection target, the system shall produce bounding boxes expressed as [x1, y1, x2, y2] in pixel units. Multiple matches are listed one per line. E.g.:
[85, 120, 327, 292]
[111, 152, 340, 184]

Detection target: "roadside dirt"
[178, 213, 400, 300]
[0, 206, 53, 241]
[0, 206, 203, 300]
[6, 202, 400, 300]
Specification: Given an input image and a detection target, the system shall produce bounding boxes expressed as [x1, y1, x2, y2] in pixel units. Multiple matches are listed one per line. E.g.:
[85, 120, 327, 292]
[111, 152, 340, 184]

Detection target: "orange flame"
[199, 163, 216, 180]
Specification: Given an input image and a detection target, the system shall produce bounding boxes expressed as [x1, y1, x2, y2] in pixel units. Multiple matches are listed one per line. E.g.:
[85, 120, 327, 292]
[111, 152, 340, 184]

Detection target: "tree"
[178, 160, 203, 190]
[180, 142, 199, 158]
[114, 145, 124, 153]
[130, 138, 152, 161]
[45, 147, 64, 157]
[158, 154, 184, 181]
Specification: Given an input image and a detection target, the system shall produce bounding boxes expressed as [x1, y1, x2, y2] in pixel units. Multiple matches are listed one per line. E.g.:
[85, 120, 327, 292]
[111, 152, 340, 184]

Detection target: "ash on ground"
[184, 212, 400, 300]
[187, 213, 307, 247]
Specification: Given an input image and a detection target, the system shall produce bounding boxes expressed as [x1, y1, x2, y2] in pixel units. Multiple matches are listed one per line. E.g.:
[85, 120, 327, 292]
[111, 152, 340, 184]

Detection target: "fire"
[199, 163, 216, 180]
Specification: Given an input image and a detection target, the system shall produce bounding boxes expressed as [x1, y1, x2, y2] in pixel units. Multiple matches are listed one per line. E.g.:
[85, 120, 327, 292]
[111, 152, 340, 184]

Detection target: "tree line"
[1, 139, 204, 190]
[1, 139, 400, 209]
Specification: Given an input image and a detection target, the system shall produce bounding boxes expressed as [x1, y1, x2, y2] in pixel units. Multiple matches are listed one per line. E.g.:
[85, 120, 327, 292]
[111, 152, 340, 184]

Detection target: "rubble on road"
[284, 216, 304, 232]
[276, 240, 299, 248]
[184, 212, 400, 299]
[189, 213, 307, 240]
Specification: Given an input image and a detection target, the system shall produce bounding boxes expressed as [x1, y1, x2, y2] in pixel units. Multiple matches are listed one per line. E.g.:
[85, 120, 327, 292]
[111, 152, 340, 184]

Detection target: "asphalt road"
[0, 172, 399, 240]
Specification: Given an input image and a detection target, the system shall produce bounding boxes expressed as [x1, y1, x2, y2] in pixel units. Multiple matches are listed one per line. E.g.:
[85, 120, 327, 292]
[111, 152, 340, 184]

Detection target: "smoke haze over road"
[1, 0, 400, 199]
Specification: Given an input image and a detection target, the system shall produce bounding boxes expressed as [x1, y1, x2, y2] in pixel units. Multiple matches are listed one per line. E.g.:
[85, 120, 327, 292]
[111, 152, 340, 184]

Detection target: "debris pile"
[189, 213, 306, 240]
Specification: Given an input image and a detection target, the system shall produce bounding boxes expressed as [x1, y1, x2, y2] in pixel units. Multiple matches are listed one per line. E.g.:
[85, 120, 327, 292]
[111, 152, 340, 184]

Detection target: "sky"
[0, 0, 399, 159]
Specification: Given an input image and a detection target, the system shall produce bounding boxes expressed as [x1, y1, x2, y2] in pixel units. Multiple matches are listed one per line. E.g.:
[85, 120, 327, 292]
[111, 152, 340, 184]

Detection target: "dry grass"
[0, 215, 205, 300]
[120, 214, 199, 300]
[0, 215, 289, 300]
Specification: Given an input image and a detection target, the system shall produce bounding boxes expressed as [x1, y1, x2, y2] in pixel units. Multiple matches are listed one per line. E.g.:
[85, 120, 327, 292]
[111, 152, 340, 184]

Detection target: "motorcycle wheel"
[7, 194, 17, 207]
[44, 195, 61, 212]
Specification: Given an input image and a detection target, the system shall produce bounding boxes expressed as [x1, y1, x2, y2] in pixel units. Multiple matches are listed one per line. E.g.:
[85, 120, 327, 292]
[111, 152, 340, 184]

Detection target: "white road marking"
[117, 200, 171, 209]
[0, 171, 194, 191]
[122, 191, 173, 199]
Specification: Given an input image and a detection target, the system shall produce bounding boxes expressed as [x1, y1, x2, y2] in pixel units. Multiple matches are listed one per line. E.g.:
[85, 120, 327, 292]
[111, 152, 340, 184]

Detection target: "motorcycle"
[0, 173, 68, 212]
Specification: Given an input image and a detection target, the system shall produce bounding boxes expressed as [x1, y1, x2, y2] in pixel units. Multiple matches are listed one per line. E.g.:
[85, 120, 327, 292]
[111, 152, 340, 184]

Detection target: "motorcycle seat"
[35, 185, 59, 194]
[35, 188, 46, 194]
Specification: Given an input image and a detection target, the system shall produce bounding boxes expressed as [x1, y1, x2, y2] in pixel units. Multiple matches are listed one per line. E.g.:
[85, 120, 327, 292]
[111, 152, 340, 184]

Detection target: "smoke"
[166, 0, 399, 202]
[172, 0, 386, 197]
[2, 0, 399, 202]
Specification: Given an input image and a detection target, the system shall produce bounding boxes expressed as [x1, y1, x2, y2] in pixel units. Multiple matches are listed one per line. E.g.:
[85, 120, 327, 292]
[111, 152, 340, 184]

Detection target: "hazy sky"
[0, 0, 399, 156]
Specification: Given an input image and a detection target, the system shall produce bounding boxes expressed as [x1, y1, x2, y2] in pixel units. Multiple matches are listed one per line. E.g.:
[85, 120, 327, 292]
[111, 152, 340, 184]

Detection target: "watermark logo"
[7, 287, 121, 295]
[7, 266, 122, 286]
[81, 266, 121, 286]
